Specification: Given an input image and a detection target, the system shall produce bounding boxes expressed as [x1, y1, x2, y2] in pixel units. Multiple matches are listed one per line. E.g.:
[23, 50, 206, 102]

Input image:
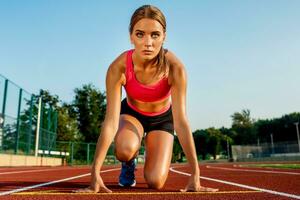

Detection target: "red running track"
[0, 162, 299, 200]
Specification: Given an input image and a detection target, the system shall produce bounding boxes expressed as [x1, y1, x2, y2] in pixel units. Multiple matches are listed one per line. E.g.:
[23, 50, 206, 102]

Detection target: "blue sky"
[1, 1, 299, 131]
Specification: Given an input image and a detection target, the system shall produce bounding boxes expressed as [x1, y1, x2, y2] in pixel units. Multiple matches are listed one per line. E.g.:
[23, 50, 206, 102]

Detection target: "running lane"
[0, 163, 299, 199]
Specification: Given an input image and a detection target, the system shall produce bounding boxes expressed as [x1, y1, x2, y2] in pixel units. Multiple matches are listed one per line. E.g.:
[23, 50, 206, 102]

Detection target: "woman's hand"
[73, 170, 112, 193]
[180, 174, 218, 192]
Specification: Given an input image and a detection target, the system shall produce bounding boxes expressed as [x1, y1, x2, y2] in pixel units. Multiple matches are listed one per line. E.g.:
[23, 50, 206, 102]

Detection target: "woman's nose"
[144, 36, 152, 47]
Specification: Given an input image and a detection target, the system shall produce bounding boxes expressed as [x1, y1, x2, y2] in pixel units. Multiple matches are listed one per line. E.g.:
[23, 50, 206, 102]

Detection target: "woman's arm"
[168, 51, 218, 192]
[168, 52, 199, 176]
[90, 53, 126, 192]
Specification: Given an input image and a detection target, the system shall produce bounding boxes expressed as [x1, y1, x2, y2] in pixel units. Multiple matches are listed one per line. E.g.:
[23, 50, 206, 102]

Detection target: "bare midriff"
[126, 95, 171, 114]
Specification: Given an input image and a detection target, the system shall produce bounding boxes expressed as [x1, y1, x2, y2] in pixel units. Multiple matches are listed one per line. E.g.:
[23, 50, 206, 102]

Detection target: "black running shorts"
[120, 98, 174, 135]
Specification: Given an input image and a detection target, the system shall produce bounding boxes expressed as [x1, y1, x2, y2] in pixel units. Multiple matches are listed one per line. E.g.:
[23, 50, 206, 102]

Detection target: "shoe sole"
[118, 180, 136, 187]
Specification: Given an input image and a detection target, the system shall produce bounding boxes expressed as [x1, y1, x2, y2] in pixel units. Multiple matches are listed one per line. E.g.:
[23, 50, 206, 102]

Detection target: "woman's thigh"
[114, 114, 144, 161]
[144, 130, 174, 189]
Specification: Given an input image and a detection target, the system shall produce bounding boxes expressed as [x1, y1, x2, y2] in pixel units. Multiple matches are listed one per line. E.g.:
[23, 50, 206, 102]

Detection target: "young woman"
[77, 5, 218, 193]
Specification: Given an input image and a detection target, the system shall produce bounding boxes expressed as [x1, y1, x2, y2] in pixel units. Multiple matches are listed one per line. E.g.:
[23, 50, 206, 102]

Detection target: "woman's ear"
[130, 34, 134, 44]
[163, 32, 166, 43]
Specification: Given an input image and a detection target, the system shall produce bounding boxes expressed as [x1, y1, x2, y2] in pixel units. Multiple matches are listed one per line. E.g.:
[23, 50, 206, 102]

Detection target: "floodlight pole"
[270, 133, 274, 154]
[226, 138, 230, 159]
[35, 97, 42, 157]
[294, 122, 300, 153]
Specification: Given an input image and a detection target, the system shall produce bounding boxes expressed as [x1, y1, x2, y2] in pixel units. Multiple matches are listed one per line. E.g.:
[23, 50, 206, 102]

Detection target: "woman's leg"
[144, 131, 174, 189]
[114, 114, 144, 162]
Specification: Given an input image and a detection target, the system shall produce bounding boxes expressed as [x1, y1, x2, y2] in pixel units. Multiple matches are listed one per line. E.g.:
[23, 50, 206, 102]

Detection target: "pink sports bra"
[124, 49, 171, 116]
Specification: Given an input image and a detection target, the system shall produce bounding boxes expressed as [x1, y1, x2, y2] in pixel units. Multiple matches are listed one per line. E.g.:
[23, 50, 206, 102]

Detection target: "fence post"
[87, 143, 90, 165]
[257, 138, 261, 158]
[1, 79, 8, 120]
[53, 111, 58, 133]
[294, 122, 300, 153]
[27, 95, 34, 154]
[270, 133, 275, 154]
[226, 138, 229, 159]
[70, 142, 74, 165]
[35, 97, 42, 157]
[15, 88, 23, 154]
[0, 113, 3, 152]
[47, 106, 51, 156]
[0, 79, 8, 151]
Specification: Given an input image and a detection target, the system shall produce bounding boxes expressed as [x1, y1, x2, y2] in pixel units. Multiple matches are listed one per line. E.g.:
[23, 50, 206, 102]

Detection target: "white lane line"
[206, 166, 300, 175]
[0, 168, 120, 196]
[0, 168, 76, 175]
[170, 167, 300, 199]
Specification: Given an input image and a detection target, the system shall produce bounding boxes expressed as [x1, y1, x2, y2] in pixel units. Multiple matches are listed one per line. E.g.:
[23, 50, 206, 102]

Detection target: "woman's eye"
[136, 33, 143, 38]
[152, 33, 160, 38]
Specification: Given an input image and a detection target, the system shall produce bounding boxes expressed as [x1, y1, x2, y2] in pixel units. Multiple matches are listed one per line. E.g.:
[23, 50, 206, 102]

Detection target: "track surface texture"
[0, 161, 299, 200]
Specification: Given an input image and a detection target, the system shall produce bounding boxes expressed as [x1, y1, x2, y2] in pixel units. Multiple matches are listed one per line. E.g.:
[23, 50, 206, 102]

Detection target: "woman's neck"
[133, 51, 157, 70]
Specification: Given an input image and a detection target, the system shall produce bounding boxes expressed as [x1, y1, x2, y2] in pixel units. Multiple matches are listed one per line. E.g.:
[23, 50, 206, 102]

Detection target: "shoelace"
[121, 162, 135, 178]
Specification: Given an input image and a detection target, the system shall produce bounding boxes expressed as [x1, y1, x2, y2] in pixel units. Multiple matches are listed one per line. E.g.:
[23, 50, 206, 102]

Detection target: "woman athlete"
[77, 5, 218, 193]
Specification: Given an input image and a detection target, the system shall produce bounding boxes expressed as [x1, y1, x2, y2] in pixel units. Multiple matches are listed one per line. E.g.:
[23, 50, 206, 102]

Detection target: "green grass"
[243, 163, 300, 169]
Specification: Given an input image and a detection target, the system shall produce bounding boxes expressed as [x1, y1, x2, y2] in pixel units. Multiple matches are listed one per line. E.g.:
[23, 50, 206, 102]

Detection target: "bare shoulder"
[165, 50, 187, 84]
[108, 51, 127, 74]
[107, 51, 128, 85]
[165, 50, 184, 67]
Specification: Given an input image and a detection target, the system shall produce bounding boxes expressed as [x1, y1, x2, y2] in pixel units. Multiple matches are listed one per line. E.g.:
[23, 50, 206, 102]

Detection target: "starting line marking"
[14, 190, 261, 195]
[170, 167, 300, 200]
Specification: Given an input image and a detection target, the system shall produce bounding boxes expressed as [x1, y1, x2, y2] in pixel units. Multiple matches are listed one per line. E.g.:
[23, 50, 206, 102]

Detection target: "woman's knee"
[114, 134, 140, 161]
[114, 115, 144, 162]
[144, 170, 167, 189]
[115, 144, 138, 162]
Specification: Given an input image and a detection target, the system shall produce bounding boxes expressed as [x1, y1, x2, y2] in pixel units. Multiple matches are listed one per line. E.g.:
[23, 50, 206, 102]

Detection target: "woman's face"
[130, 18, 166, 61]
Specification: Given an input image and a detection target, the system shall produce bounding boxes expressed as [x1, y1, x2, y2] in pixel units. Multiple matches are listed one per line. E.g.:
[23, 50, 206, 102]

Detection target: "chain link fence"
[232, 140, 300, 161]
[41, 141, 145, 166]
[0, 74, 57, 156]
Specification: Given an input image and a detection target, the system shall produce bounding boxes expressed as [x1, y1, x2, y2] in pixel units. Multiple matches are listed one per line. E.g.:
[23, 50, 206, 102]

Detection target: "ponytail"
[156, 47, 169, 79]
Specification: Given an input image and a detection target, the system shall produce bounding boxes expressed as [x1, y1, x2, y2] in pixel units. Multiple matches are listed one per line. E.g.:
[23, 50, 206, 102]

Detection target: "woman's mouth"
[142, 50, 153, 55]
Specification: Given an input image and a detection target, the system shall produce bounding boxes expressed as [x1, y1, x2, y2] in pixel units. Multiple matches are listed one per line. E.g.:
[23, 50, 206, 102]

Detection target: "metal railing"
[232, 140, 300, 161]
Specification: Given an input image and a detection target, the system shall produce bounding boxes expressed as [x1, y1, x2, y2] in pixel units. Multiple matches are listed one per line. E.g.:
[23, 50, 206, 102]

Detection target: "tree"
[56, 103, 81, 142]
[73, 84, 106, 143]
[254, 112, 300, 143]
[193, 129, 209, 160]
[219, 127, 234, 159]
[231, 109, 252, 127]
[172, 135, 184, 162]
[231, 109, 256, 145]
[206, 128, 223, 160]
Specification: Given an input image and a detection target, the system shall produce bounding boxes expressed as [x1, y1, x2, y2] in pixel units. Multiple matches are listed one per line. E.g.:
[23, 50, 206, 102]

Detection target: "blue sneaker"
[118, 159, 136, 187]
